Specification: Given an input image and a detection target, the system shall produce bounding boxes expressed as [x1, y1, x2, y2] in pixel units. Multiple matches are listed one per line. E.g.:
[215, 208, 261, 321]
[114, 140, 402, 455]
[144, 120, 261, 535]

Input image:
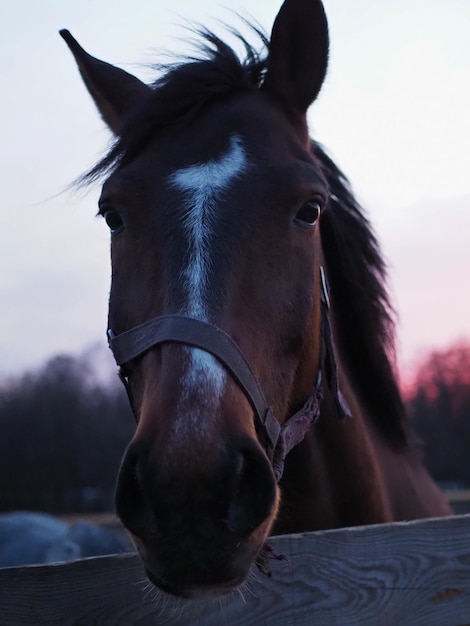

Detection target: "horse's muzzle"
[114, 434, 278, 597]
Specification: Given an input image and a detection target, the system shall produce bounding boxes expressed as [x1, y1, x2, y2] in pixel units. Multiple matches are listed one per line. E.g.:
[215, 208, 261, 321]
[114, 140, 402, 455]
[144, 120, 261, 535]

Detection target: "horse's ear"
[60, 29, 150, 135]
[262, 0, 329, 114]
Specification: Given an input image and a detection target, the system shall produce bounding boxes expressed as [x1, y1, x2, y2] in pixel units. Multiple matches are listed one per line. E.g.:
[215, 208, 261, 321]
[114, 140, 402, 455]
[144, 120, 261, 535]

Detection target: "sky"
[1, 0, 469, 378]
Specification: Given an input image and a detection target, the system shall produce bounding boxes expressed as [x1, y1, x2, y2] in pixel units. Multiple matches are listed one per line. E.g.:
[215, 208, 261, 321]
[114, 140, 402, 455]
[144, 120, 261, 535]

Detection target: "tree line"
[0, 349, 133, 513]
[406, 341, 470, 487]
[0, 341, 469, 514]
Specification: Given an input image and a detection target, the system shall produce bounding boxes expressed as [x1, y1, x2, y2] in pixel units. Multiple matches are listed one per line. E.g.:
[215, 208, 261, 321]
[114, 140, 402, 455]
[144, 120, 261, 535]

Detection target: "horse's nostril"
[227, 443, 276, 537]
[115, 449, 155, 539]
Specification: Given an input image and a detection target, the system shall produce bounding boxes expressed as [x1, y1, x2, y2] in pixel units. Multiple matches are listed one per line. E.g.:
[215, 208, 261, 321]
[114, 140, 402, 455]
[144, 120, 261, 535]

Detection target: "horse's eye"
[103, 210, 124, 235]
[294, 200, 321, 228]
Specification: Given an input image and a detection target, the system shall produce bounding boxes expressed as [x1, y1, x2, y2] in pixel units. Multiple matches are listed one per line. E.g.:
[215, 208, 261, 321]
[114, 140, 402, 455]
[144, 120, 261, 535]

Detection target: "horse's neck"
[273, 371, 393, 534]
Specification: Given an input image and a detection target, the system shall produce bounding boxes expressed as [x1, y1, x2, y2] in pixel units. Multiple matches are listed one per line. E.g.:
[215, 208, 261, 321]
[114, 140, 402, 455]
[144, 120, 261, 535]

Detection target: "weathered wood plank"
[1, 514, 469, 625]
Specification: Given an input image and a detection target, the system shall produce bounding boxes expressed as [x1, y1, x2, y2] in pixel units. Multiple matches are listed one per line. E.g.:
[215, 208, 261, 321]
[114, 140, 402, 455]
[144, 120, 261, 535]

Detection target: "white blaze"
[169, 135, 247, 432]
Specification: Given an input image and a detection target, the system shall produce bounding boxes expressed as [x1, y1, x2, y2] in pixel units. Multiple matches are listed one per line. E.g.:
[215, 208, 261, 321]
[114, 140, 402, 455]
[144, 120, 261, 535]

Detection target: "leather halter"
[107, 266, 350, 481]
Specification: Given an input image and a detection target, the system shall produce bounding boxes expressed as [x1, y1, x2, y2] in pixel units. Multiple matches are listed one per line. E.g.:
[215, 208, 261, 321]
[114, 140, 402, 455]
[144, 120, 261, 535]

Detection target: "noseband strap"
[108, 269, 350, 481]
[109, 315, 282, 455]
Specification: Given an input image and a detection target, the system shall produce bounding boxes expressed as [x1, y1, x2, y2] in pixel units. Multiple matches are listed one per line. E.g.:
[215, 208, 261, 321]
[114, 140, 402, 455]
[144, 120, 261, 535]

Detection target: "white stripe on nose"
[169, 135, 247, 434]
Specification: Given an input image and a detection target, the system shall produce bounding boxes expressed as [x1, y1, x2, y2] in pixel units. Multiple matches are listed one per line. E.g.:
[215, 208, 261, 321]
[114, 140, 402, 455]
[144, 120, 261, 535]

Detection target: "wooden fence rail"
[1, 514, 470, 625]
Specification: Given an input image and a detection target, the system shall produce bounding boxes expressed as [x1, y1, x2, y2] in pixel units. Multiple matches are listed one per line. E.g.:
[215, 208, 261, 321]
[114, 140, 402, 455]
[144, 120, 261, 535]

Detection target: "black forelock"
[81, 25, 269, 185]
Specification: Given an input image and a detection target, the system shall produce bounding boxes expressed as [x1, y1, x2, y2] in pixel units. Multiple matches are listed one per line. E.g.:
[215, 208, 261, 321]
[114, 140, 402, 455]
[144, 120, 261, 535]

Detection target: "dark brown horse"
[61, 0, 451, 599]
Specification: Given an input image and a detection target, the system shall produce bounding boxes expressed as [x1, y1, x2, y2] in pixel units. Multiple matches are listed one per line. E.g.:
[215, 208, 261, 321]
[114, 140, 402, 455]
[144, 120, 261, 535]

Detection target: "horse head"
[63, 0, 335, 598]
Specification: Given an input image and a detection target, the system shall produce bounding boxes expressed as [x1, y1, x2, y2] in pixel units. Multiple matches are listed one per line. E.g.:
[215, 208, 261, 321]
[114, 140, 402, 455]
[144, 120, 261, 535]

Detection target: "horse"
[60, 0, 452, 599]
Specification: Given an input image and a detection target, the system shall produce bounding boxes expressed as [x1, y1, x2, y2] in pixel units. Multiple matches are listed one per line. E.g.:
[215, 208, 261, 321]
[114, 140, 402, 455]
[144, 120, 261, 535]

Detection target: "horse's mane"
[315, 143, 409, 446]
[84, 26, 409, 446]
